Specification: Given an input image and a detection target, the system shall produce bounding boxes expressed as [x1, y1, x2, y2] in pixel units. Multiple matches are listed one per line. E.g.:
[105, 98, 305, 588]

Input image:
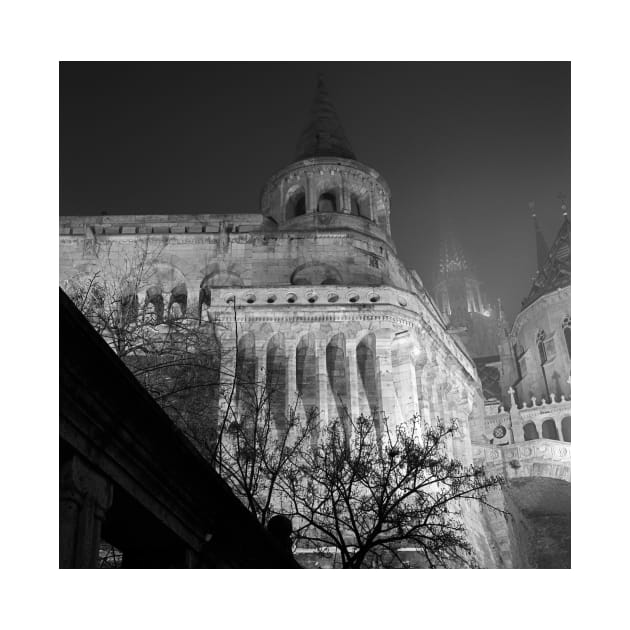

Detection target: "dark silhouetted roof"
[522, 214, 571, 309]
[294, 76, 356, 162]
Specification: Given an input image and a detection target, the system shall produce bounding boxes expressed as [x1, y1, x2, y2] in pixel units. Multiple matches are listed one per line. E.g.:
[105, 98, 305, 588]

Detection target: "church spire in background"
[529, 201, 549, 272]
[294, 75, 357, 162]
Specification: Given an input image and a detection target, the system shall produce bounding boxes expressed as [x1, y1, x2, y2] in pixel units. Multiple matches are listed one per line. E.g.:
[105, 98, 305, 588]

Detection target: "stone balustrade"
[472, 438, 571, 482]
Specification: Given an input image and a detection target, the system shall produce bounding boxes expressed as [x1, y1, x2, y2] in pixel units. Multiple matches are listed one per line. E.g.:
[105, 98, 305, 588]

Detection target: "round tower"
[261, 77, 393, 247]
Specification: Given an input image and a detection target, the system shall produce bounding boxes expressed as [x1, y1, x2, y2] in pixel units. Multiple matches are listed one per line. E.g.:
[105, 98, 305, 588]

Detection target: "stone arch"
[290, 262, 342, 286]
[199, 264, 244, 315]
[542, 418, 559, 440]
[561, 416, 571, 442]
[236, 332, 257, 424]
[285, 186, 306, 220]
[506, 477, 570, 568]
[523, 421, 539, 441]
[296, 333, 318, 419]
[350, 191, 371, 219]
[266, 333, 287, 431]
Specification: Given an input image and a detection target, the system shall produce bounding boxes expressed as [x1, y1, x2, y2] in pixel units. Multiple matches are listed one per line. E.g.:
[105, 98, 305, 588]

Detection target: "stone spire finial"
[294, 75, 356, 162]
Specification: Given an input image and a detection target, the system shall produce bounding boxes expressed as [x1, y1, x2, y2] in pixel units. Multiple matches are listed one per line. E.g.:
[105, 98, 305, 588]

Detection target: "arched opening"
[318, 192, 337, 213]
[561, 416, 571, 442]
[236, 333, 257, 424]
[286, 189, 306, 220]
[542, 419, 559, 440]
[144, 285, 164, 324]
[296, 334, 318, 420]
[290, 262, 342, 286]
[350, 195, 360, 216]
[266, 334, 287, 431]
[168, 282, 187, 319]
[523, 422, 539, 441]
[326, 333, 348, 427]
[356, 333, 380, 431]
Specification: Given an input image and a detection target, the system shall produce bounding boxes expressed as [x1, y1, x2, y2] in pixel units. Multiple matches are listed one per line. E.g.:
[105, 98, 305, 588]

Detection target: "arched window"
[536, 329, 547, 365]
[561, 416, 571, 442]
[168, 283, 187, 319]
[542, 419, 559, 440]
[562, 316, 571, 358]
[286, 190, 306, 219]
[350, 196, 360, 216]
[523, 422, 539, 441]
[318, 192, 337, 213]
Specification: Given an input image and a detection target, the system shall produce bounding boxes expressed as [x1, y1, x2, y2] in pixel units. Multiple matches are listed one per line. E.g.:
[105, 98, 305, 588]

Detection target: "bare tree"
[279, 414, 502, 568]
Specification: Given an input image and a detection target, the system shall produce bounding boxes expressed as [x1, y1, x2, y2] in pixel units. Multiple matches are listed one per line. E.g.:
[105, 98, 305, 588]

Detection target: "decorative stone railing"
[472, 438, 571, 482]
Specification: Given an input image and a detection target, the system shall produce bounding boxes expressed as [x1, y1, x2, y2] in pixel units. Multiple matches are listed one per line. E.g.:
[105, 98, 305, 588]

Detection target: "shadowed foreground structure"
[59, 289, 299, 568]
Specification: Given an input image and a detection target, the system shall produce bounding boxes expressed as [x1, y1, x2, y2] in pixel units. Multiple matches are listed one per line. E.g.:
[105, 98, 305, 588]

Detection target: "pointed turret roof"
[532, 213, 550, 272]
[294, 76, 356, 162]
[522, 213, 571, 309]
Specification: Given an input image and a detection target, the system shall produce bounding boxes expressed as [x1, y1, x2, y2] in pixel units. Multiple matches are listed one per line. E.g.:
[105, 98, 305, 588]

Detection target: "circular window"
[348, 292, 359, 303]
[245, 294, 256, 304]
[307, 293, 318, 304]
[225, 294, 235, 304]
[327, 293, 339, 303]
[267, 294, 277, 303]
[368, 293, 380, 303]
[493, 425, 507, 439]
[286, 292, 297, 304]
[398, 296, 408, 307]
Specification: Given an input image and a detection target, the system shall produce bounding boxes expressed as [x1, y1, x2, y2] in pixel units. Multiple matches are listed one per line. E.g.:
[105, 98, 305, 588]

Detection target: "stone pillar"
[316, 339, 329, 427]
[340, 181, 352, 214]
[218, 328, 237, 423]
[306, 175, 318, 214]
[286, 338, 298, 417]
[345, 338, 360, 426]
[374, 330, 403, 431]
[255, 336, 268, 414]
[60, 455, 113, 568]
[398, 351, 420, 419]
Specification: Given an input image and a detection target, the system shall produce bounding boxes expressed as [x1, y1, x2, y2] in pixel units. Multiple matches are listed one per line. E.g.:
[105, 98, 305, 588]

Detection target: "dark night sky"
[60, 61, 570, 322]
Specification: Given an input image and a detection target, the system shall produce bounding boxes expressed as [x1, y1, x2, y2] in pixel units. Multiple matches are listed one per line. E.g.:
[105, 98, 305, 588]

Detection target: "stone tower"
[433, 230, 506, 402]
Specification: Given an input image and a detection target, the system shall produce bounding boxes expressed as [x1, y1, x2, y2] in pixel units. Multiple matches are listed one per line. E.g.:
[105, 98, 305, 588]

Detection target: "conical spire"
[530, 202, 549, 272]
[294, 75, 356, 162]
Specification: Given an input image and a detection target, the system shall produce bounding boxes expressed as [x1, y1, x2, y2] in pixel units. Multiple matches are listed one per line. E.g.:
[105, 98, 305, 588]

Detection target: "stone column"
[374, 330, 403, 431]
[218, 328, 237, 423]
[316, 339, 329, 428]
[255, 336, 268, 415]
[306, 174, 318, 214]
[345, 338, 360, 426]
[60, 455, 113, 568]
[398, 351, 420, 419]
[286, 338, 298, 418]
